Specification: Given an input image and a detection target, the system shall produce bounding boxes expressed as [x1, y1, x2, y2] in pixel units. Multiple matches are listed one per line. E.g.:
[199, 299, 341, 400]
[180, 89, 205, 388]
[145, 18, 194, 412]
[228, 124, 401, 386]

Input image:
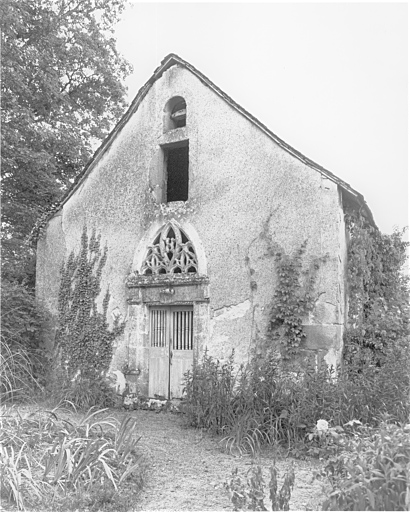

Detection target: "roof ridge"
[36, 53, 375, 233]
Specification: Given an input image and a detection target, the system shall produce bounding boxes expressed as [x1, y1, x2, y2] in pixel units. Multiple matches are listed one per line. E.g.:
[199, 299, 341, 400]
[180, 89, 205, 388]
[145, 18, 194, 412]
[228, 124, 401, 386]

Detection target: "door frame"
[148, 305, 194, 399]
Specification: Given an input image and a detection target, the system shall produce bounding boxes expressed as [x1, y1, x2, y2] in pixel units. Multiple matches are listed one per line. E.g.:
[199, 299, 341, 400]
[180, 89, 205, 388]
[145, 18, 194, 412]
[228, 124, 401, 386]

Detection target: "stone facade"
[36, 54, 373, 398]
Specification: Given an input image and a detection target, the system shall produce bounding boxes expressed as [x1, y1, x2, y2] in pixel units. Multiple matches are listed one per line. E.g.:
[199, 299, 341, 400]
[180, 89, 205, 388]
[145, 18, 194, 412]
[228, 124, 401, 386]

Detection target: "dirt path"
[127, 410, 325, 511]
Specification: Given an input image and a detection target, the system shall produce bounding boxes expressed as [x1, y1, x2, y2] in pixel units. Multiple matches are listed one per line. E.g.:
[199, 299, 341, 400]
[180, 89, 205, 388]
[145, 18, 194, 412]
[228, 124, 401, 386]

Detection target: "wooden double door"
[148, 306, 194, 399]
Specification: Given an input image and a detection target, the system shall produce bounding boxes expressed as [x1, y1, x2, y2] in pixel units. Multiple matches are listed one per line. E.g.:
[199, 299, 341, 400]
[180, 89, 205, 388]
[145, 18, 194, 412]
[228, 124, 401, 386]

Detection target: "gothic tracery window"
[141, 224, 198, 276]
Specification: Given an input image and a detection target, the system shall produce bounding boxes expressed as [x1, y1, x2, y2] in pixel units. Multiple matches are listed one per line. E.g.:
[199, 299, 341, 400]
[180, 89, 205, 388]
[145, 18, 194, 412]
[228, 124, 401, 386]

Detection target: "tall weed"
[0, 338, 44, 403]
[48, 374, 119, 410]
[0, 279, 47, 403]
[321, 422, 410, 511]
[0, 405, 145, 510]
[183, 349, 238, 432]
[183, 342, 409, 455]
[225, 463, 295, 511]
[0, 442, 49, 509]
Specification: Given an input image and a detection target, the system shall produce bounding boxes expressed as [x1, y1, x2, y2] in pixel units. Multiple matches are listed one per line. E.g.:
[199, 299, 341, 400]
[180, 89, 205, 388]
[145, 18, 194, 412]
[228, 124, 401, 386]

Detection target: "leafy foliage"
[1, 279, 44, 351]
[183, 349, 237, 432]
[225, 463, 295, 511]
[1, 0, 131, 407]
[184, 220, 409, 463]
[51, 375, 120, 410]
[344, 209, 409, 365]
[183, 345, 409, 456]
[0, 280, 48, 401]
[0, 405, 145, 510]
[0, 339, 44, 404]
[267, 241, 326, 358]
[321, 422, 410, 511]
[1, 0, 131, 282]
[55, 226, 125, 398]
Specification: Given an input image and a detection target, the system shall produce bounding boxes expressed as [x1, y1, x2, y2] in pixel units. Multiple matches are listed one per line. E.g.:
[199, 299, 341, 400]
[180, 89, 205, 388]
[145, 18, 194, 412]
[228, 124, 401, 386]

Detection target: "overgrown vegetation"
[0, 280, 47, 402]
[185, 212, 409, 510]
[267, 241, 327, 359]
[317, 422, 410, 511]
[184, 344, 409, 456]
[52, 226, 125, 408]
[0, 340, 43, 405]
[0, 405, 145, 511]
[344, 209, 409, 367]
[1, 0, 131, 283]
[184, 220, 409, 451]
[225, 463, 295, 511]
[1, 0, 131, 405]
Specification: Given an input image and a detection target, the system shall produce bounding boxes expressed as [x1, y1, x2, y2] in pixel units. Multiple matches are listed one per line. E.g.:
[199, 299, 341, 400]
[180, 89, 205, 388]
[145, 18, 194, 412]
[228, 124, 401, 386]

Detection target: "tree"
[1, 0, 132, 283]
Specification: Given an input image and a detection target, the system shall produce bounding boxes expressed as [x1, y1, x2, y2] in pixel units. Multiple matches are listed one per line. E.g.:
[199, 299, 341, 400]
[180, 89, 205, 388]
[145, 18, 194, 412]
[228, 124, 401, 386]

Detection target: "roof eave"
[41, 53, 376, 229]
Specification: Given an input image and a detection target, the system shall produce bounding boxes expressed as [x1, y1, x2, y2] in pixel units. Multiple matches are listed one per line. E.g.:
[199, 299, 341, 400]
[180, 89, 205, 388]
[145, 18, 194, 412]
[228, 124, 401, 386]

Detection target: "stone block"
[312, 301, 338, 324]
[303, 324, 342, 351]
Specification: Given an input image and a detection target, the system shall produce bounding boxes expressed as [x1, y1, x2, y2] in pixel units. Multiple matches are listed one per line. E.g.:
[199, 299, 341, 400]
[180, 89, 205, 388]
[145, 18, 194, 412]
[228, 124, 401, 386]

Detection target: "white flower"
[123, 396, 133, 406]
[316, 419, 329, 432]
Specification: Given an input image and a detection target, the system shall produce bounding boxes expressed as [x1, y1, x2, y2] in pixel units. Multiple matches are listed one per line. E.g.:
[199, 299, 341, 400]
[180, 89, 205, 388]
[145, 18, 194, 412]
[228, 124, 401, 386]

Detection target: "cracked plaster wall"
[36, 64, 347, 372]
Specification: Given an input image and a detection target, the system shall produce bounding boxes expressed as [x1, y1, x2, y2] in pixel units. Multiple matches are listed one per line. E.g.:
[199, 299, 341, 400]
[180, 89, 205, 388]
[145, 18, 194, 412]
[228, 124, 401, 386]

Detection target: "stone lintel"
[127, 298, 210, 305]
[126, 274, 209, 289]
[126, 277, 209, 305]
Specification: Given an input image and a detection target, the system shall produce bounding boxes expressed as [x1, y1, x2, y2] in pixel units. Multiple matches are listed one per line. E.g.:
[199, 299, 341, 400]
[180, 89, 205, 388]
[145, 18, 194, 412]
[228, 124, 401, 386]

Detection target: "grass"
[0, 403, 146, 511]
[0, 339, 44, 404]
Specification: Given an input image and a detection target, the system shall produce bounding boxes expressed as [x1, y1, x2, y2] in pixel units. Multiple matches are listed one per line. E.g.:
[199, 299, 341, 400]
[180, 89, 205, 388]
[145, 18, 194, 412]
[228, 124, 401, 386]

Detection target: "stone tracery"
[141, 223, 198, 276]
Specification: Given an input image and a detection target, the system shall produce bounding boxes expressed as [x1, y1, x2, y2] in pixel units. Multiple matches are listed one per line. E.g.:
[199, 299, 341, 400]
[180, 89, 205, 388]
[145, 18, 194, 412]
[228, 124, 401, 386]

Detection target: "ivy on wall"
[249, 216, 328, 360]
[267, 241, 327, 359]
[55, 226, 125, 381]
[344, 208, 409, 364]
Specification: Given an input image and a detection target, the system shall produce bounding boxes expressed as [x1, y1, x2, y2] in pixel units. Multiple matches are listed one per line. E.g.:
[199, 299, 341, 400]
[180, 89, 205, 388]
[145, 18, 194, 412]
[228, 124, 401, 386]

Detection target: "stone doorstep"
[123, 393, 186, 413]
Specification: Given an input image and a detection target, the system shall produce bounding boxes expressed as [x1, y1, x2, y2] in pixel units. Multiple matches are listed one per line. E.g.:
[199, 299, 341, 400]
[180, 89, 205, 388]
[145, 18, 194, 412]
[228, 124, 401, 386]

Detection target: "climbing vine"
[55, 226, 125, 381]
[344, 208, 409, 364]
[267, 241, 327, 359]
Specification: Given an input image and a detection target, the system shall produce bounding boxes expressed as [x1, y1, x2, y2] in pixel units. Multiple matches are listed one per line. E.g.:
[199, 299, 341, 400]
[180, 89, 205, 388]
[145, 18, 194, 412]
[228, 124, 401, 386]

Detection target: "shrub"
[321, 422, 410, 511]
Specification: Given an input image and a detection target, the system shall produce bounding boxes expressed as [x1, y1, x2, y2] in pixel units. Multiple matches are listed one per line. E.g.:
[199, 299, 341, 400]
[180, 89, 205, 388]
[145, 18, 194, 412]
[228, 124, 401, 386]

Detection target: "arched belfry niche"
[125, 221, 210, 399]
[163, 96, 187, 132]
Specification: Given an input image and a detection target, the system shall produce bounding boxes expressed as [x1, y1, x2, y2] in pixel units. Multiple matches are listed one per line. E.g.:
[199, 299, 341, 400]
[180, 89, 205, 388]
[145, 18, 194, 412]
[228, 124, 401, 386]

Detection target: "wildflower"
[316, 419, 329, 432]
[124, 396, 133, 406]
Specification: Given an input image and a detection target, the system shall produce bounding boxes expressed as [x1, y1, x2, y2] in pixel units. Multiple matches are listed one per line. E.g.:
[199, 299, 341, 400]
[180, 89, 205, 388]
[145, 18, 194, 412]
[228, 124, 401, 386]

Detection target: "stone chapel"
[36, 54, 374, 398]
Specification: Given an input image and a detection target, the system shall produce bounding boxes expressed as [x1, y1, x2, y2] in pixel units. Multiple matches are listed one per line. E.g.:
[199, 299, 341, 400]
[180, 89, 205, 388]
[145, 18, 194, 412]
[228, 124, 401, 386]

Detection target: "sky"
[114, 2, 408, 235]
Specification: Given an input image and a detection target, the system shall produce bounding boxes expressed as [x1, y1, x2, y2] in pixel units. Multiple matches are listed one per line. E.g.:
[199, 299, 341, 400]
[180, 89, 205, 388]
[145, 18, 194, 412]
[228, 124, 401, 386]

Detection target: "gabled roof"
[47, 53, 375, 225]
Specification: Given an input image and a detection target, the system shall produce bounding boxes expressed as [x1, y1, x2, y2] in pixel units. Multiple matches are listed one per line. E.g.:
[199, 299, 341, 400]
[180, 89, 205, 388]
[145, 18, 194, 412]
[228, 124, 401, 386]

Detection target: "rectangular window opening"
[165, 143, 189, 202]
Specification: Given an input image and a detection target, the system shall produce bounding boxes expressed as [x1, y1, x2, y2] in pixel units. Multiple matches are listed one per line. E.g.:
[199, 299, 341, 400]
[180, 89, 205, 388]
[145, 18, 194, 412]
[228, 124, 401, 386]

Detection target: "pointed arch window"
[141, 224, 198, 276]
